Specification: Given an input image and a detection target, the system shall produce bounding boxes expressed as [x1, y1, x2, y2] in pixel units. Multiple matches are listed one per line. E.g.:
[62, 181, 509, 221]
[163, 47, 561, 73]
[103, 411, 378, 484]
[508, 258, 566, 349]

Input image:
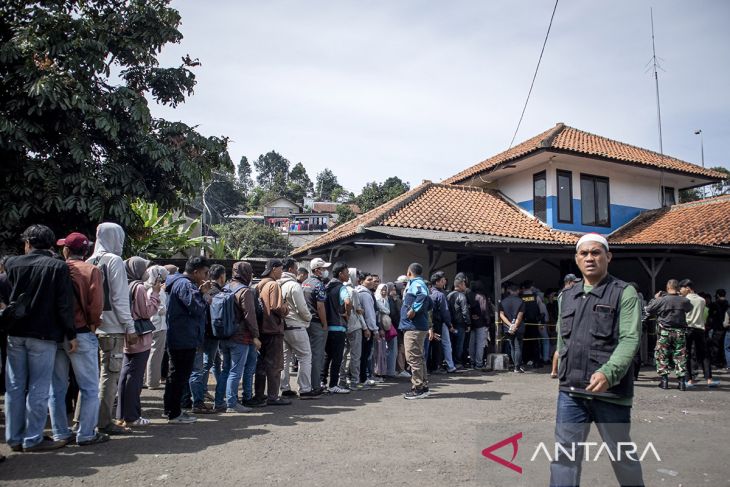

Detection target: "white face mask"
[321, 269, 329, 279]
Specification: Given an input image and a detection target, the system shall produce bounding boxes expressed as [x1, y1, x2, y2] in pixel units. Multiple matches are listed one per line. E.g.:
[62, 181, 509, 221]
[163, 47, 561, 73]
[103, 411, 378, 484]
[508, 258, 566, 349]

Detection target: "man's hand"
[428, 329, 439, 341]
[654, 291, 662, 299]
[253, 337, 262, 350]
[364, 329, 371, 340]
[378, 329, 385, 338]
[449, 326, 456, 334]
[585, 371, 609, 393]
[152, 281, 162, 294]
[199, 280, 213, 294]
[125, 333, 138, 346]
[407, 308, 415, 320]
[67, 338, 79, 354]
[466, 327, 471, 333]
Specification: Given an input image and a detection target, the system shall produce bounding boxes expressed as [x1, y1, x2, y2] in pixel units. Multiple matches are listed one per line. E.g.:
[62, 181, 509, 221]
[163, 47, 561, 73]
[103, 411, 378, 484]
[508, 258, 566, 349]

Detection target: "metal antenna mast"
[650, 8, 663, 155]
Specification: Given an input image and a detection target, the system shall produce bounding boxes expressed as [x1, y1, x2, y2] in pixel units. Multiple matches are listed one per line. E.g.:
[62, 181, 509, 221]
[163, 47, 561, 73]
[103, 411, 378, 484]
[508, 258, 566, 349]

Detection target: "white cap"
[576, 233, 609, 251]
[396, 275, 408, 283]
[309, 257, 331, 270]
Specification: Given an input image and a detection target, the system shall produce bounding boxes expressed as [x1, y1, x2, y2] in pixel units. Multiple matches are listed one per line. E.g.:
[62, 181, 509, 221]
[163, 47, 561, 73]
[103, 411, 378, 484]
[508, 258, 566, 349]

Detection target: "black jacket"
[4, 250, 76, 342]
[645, 293, 692, 329]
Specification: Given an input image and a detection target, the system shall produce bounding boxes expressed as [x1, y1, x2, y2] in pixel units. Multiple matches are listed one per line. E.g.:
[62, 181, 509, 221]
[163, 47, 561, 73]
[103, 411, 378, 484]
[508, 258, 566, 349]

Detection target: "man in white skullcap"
[550, 233, 644, 487]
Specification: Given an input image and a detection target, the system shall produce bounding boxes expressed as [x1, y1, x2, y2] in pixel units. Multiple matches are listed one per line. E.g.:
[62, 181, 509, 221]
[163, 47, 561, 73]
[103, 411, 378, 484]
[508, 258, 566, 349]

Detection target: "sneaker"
[350, 382, 365, 391]
[328, 385, 351, 394]
[404, 388, 429, 400]
[168, 412, 197, 424]
[100, 423, 132, 435]
[204, 392, 214, 401]
[298, 390, 322, 399]
[226, 403, 253, 413]
[9, 444, 23, 452]
[397, 370, 412, 378]
[243, 397, 268, 408]
[212, 405, 226, 413]
[365, 379, 377, 386]
[23, 437, 67, 452]
[281, 390, 298, 398]
[127, 417, 151, 426]
[267, 397, 292, 406]
[514, 366, 525, 373]
[371, 376, 385, 383]
[192, 403, 215, 414]
[446, 367, 458, 373]
[78, 432, 110, 446]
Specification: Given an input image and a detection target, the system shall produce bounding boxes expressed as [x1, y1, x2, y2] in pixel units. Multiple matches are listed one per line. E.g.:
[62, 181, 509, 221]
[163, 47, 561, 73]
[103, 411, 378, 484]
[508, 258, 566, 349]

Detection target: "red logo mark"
[481, 432, 523, 474]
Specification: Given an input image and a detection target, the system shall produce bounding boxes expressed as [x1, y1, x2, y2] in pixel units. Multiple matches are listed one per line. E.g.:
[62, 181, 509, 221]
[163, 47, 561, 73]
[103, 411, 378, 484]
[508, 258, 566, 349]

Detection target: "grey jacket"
[278, 272, 312, 328]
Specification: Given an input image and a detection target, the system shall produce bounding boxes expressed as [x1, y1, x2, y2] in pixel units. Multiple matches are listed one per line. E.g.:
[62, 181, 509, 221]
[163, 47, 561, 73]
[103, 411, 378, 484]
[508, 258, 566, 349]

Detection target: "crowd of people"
[0, 223, 727, 463]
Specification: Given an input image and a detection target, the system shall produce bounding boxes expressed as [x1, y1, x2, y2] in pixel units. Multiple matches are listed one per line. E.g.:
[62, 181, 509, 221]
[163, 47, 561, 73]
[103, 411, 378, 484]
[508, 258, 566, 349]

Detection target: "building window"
[580, 174, 610, 227]
[557, 170, 573, 223]
[533, 171, 547, 222]
[662, 186, 675, 207]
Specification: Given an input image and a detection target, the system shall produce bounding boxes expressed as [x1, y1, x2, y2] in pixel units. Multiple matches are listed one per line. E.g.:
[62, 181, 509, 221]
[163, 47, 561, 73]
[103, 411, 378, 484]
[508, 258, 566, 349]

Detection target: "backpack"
[210, 283, 246, 339]
[90, 253, 113, 311]
[251, 284, 265, 327]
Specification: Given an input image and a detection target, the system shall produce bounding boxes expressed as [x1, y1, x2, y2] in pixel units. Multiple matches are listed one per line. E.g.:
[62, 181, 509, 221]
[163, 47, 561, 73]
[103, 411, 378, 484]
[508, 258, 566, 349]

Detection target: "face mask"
[322, 270, 329, 279]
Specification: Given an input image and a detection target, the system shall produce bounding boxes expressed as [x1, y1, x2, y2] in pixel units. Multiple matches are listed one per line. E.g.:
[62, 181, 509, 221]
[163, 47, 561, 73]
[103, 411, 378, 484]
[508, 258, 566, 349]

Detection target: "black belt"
[76, 326, 92, 333]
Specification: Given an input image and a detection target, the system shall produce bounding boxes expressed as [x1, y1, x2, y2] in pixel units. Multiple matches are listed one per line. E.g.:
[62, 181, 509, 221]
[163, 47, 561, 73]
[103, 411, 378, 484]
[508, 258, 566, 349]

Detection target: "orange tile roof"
[609, 195, 730, 247]
[292, 182, 576, 256]
[444, 123, 726, 184]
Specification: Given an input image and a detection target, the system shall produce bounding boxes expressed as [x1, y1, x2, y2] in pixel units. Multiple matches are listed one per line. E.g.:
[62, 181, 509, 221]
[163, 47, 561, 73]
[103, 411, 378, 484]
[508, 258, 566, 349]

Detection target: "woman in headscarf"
[376, 283, 398, 377]
[116, 256, 160, 427]
[229, 261, 262, 406]
[144, 265, 169, 390]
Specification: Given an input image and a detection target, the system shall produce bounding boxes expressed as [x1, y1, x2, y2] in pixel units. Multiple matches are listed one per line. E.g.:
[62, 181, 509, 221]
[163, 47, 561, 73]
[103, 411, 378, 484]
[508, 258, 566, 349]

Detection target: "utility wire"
[508, 0, 559, 149]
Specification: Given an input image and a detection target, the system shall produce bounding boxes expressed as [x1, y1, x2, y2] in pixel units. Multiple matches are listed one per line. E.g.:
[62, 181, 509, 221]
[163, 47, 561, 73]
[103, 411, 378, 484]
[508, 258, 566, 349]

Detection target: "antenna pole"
[651, 8, 663, 155]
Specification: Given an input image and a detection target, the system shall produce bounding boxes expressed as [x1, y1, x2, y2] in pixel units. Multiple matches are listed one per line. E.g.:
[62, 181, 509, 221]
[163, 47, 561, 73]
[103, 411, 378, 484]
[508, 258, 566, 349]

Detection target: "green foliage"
[315, 168, 343, 201]
[679, 167, 730, 203]
[213, 220, 292, 258]
[127, 200, 204, 259]
[237, 156, 254, 194]
[356, 176, 410, 212]
[0, 0, 232, 251]
[194, 170, 246, 224]
[286, 162, 313, 204]
[334, 204, 357, 226]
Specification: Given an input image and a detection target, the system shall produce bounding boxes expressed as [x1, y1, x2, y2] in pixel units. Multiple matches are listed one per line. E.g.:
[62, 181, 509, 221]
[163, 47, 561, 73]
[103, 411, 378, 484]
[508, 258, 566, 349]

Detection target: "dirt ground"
[1, 365, 728, 487]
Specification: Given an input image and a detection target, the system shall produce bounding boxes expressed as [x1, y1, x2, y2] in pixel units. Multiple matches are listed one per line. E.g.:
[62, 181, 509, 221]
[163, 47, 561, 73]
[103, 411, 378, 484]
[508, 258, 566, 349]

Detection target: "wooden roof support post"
[493, 252, 502, 349]
[637, 257, 667, 296]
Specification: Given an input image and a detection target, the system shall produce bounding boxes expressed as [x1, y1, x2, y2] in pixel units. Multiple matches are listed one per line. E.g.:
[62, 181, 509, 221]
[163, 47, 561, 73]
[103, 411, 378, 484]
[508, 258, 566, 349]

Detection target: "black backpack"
[251, 284, 264, 326]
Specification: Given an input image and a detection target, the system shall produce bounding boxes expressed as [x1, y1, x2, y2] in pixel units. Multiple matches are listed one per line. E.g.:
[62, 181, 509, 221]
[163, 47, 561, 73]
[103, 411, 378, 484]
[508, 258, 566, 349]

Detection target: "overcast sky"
[150, 1, 730, 193]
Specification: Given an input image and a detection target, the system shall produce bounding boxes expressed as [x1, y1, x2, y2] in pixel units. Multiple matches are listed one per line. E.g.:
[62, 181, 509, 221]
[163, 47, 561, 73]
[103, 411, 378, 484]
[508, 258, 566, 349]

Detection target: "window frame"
[556, 169, 574, 224]
[532, 170, 547, 222]
[580, 173, 611, 228]
[662, 186, 676, 207]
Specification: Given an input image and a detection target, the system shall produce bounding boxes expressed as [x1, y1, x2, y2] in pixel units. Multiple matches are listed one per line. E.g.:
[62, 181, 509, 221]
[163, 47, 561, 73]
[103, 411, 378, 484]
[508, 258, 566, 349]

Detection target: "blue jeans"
[49, 333, 100, 442]
[241, 344, 258, 401]
[189, 337, 220, 404]
[468, 327, 488, 367]
[5, 336, 57, 448]
[440, 324, 456, 369]
[216, 341, 249, 408]
[538, 325, 551, 362]
[550, 391, 644, 487]
[508, 333, 524, 368]
[724, 331, 730, 369]
[385, 336, 398, 376]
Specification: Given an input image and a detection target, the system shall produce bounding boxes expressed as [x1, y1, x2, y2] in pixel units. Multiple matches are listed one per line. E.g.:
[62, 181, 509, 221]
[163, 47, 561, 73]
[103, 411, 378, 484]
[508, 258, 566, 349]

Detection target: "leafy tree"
[680, 167, 730, 203]
[254, 151, 290, 195]
[0, 1, 232, 251]
[127, 200, 203, 259]
[237, 156, 254, 195]
[355, 177, 409, 212]
[315, 168, 343, 201]
[213, 220, 292, 258]
[334, 204, 356, 226]
[286, 162, 313, 204]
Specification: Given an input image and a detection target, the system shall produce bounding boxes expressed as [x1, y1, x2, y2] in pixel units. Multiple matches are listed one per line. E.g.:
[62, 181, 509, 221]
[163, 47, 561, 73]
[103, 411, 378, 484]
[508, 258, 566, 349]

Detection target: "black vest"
[558, 274, 634, 398]
[325, 280, 345, 327]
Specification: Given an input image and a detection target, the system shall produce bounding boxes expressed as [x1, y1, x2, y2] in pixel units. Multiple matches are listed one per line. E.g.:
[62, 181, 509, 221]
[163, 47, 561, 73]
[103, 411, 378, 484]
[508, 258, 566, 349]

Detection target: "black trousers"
[324, 331, 347, 388]
[359, 334, 374, 383]
[686, 328, 712, 379]
[164, 348, 196, 419]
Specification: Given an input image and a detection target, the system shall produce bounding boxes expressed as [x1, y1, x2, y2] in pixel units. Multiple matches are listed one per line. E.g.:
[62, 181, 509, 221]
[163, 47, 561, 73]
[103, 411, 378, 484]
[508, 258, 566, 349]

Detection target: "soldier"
[645, 279, 693, 390]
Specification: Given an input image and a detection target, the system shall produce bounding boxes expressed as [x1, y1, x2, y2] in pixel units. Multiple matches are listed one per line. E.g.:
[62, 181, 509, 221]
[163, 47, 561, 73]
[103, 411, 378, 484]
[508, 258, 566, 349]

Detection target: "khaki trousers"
[404, 330, 428, 390]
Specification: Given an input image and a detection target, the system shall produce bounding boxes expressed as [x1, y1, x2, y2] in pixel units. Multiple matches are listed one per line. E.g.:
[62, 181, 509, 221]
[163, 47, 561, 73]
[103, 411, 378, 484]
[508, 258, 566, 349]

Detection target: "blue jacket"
[399, 277, 432, 331]
[430, 286, 452, 330]
[166, 273, 207, 350]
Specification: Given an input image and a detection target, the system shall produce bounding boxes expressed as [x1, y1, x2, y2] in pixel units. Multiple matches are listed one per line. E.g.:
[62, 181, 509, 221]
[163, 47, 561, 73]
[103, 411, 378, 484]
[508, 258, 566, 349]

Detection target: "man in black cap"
[250, 258, 290, 406]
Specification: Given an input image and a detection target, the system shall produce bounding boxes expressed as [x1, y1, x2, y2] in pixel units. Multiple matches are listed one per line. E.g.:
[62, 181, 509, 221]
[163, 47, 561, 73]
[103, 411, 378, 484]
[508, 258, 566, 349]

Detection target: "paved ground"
[1, 366, 729, 486]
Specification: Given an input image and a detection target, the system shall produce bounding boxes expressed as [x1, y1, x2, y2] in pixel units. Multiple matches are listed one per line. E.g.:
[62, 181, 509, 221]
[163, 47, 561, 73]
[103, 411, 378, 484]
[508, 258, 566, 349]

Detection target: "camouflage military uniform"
[654, 326, 687, 377]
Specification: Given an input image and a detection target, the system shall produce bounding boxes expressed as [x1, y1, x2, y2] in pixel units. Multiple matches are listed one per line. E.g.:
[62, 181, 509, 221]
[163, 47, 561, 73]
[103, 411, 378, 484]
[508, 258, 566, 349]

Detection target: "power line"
[508, 0, 559, 149]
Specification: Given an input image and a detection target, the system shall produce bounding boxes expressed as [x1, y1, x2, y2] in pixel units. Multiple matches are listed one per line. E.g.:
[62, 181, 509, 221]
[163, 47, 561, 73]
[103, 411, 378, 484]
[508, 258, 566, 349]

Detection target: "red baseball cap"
[57, 232, 91, 252]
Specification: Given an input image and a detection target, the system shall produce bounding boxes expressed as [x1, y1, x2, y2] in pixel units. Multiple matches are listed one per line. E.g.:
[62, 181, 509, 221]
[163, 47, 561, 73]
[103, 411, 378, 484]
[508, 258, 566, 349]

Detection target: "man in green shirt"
[550, 233, 644, 487]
